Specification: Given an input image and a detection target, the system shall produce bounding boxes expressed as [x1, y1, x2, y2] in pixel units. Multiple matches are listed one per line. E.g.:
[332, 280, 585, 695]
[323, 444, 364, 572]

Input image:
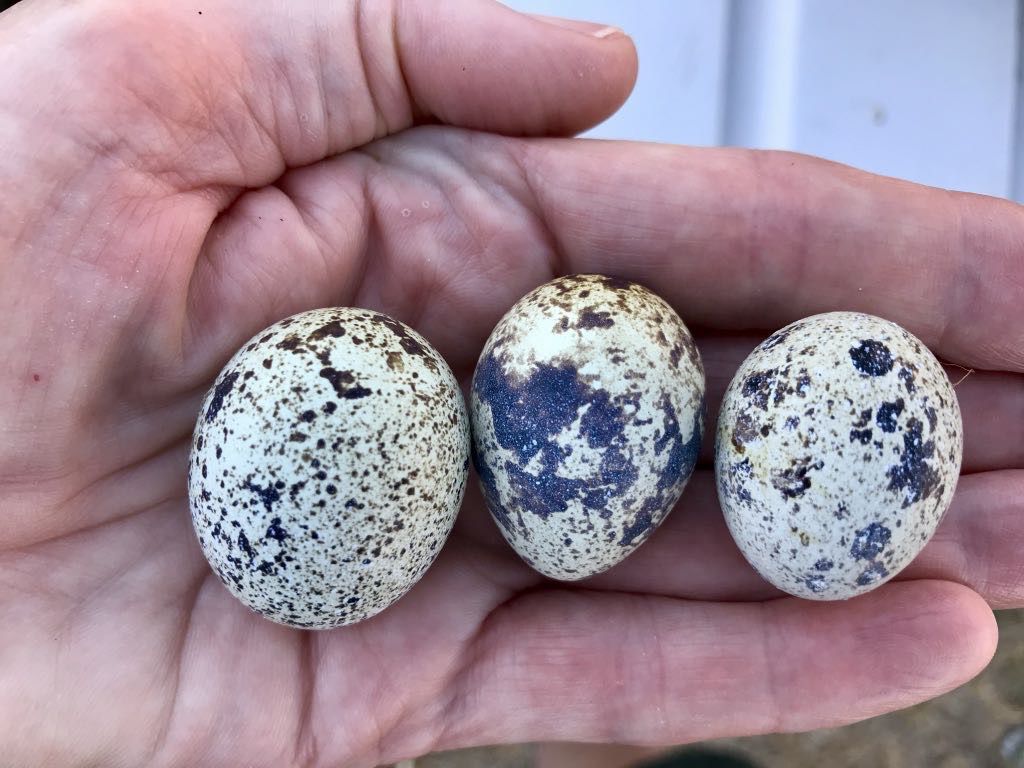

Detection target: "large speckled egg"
[715, 311, 962, 600]
[470, 275, 705, 580]
[188, 307, 469, 629]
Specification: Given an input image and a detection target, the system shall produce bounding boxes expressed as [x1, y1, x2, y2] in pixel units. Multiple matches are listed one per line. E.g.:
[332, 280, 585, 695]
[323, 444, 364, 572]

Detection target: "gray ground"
[414, 609, 1024, 768]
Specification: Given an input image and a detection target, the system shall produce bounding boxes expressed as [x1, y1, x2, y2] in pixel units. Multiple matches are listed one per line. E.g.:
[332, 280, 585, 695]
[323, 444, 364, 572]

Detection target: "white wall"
[508, 0, 1023, 201]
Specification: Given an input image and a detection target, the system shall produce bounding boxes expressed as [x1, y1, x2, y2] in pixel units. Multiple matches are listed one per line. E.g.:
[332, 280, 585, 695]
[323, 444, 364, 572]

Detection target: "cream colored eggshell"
[188, 307, 469, 628]
[470, 275, 705, 580]
[715, 311, 962, 600]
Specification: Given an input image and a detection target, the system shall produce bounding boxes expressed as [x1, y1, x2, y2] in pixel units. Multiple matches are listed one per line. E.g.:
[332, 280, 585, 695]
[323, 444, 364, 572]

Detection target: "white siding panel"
[732, 0, 1018, 197]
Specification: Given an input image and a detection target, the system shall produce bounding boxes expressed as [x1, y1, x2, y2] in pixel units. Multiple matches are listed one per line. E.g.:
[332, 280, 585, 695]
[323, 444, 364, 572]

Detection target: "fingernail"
[528, 13, 626, 40]
[590, 25, 623, 39]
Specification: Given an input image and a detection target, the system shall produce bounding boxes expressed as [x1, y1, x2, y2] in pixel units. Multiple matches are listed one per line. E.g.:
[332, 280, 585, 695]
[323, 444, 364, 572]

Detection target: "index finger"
[520, 140, 1024, 372]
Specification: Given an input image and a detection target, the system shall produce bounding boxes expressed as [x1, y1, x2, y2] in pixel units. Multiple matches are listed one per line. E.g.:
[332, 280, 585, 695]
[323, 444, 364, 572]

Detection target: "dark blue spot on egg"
[656, 395, 702, 494]
[886, 418, 940, 507]
[849, 339, 894, 376]
[850, 428, 873, 444]
[876, 398, 904, 433]
[576, 309, 614, 329]
[473, 351, 646, 529]
[244, 480, 282, 513]
[855, 561, 890, 586]
[619, 497, 659, 547]
[580, 394, 628, 449]
[265, 517, 289, 542]
[205, 370, 239, 422]
[502, 455, 589, 522]
[803, 574, 827, 593]
[471, 443, 516, 534]
[237, 531, 255, 563]
[474, 354, 616, 462]
[599, 445, 640, 498]
[898, 366, 917, 393]
[473, 348, 701, 552]
[850, 522, 891, 561]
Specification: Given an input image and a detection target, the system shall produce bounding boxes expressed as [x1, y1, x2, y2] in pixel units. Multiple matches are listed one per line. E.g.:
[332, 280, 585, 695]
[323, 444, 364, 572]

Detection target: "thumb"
[396, 3, 637, 137]
[2, 0, 636, 192]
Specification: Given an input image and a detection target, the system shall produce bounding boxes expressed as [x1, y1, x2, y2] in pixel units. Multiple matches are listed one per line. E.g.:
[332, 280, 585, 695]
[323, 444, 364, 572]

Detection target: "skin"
[0, 0, 1021, 766]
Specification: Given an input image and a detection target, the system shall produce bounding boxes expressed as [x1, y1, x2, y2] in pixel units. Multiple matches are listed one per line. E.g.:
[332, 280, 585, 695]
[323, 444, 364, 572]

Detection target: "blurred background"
[512, 0, 1022, 203]
[1, 0, 1019, 765]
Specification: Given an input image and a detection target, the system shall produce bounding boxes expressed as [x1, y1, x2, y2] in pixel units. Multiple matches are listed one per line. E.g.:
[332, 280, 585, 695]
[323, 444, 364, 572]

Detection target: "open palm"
[1, 1, 1022, 766]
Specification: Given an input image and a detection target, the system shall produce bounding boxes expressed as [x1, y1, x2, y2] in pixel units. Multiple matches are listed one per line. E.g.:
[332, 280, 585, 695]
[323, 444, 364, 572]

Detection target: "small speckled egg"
[470, 274, 705, 580]
[188, 307, 469, 629]
[715, 311, 962, 600]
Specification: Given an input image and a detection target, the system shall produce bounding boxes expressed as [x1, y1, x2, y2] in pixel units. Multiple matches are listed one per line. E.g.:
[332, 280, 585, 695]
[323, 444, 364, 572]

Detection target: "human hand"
[1, 1, 1021, 766]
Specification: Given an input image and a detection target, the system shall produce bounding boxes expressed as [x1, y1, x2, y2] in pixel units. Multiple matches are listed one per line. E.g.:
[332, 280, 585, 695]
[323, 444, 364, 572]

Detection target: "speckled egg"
[188, 307, 469, 629]
[715, 311, 962, 600]
[470, 275, 705, 580]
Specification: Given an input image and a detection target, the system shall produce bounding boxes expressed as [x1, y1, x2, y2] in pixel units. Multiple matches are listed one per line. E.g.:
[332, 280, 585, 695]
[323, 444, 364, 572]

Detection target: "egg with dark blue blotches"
[715, 311, 963, 600]
[188, 307, 469, 629]
[469, 275, 705, 580]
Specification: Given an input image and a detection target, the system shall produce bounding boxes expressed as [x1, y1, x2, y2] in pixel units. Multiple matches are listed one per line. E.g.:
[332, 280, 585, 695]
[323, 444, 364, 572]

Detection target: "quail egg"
[188, 307, 469, 628]
[470, 275, 705, 580]
[715, 311, 962, 600]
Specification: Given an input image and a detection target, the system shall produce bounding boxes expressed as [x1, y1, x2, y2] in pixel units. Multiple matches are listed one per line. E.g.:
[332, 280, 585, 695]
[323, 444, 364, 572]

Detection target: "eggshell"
[715, 311, 962, 600]
[188, 307, 469, 628]
[470, 275, 705, 580]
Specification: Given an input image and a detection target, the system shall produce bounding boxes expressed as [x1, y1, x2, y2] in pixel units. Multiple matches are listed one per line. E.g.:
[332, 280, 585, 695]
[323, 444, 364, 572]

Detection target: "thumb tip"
[403, 1, 638, 137]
